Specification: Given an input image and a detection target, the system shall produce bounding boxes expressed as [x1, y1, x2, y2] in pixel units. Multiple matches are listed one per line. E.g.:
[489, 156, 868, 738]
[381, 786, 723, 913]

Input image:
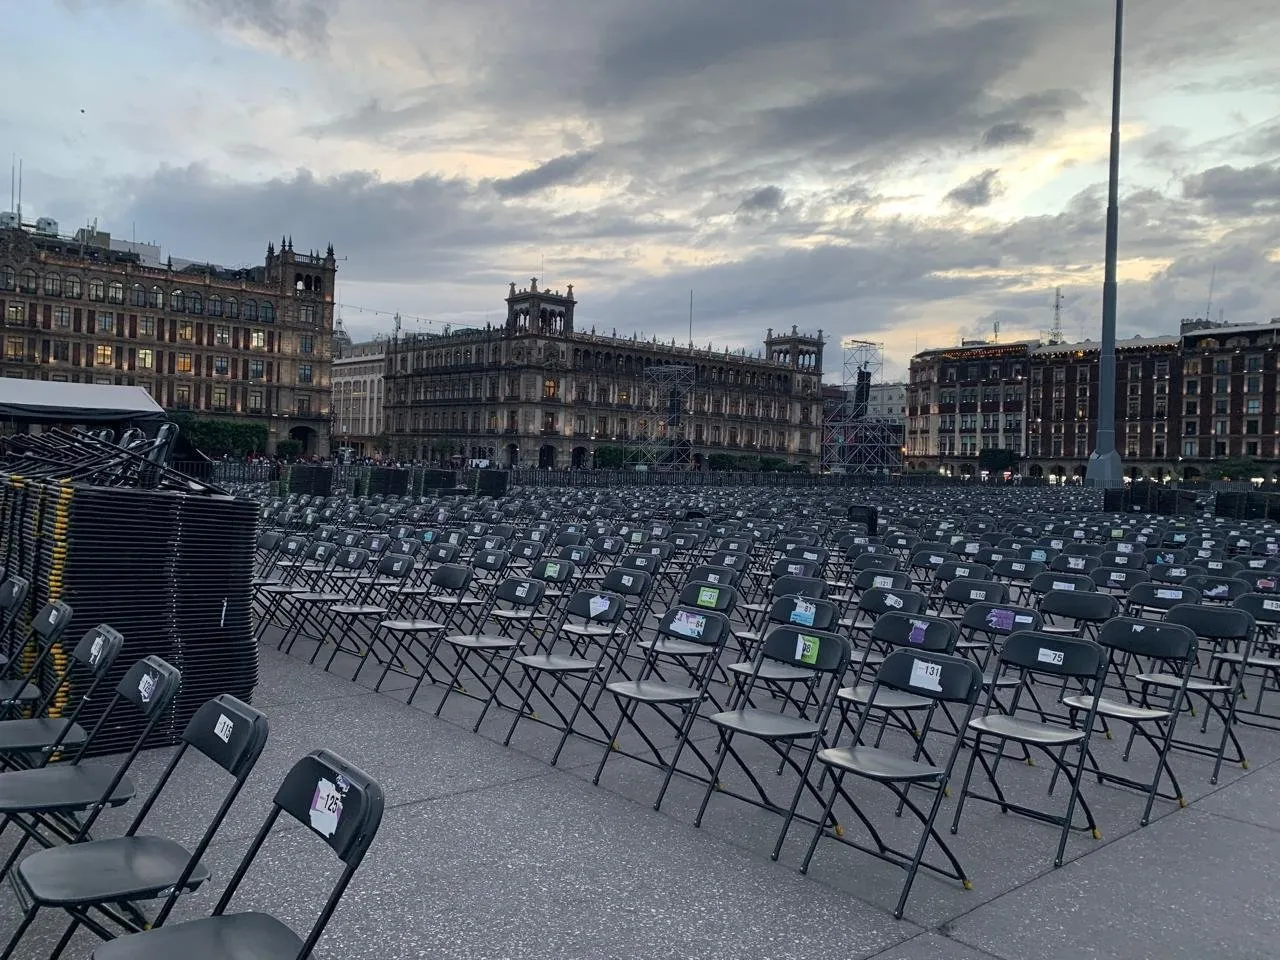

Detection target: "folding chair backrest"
[31, 624, 126, 754]
[564, 589, 627, 623]
[1029, 571, 1096, 594]
[430, 563, 473, 592]
[1038, 589, 1119, 623]
[333, 547, 371, 571]
[772, 557, 819, 580]
[870, 611, 958, 653]
[495, 577, 546, 607]
[532, 557, 577, 584]
[854, 568, 913, 593]
[759, 625, 849, 672]
[999, 631, 1105, 680]
[769, 575, 829, 600]
[943, 578, 1009, 607]
[1164, 603, 1254, 645]
[961, 602, 1042, 635]
[1096, 617, 1197, 662]
[860, 586, 928, 617]
[687, 564, 740, 588]
[0, 574, 30, 625]
[677, 580, 738, 613]
[1184, 575, 1251, 603]
[877, 649, 983, 703]
[473, 549, 511, 575]
[427, 542, 461, 565]
[656, 606, 732, 648]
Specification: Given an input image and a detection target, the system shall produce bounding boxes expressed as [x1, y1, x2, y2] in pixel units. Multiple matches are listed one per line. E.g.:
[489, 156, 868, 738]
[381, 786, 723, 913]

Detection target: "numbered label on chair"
[794, 634, 821, 665]
[310, 778, 343, 838]
[872, 575, 894, 589]
[909, 658, 943, 692]
[969, 589, 986, 601]
[790, 599, 816, 626]
[957, 567, 971, 577]
[1051, 581, 1075, 591]
[884, 593, 904, 609]
[589, 596, 611, 618]
[1037, 647, 1065, 666]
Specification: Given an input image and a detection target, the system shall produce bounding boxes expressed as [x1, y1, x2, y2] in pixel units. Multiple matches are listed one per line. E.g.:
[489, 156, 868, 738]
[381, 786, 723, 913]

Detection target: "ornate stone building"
[382, 280, 825, 469]
[0, 219, 336, 455]
[332, 328, 387, 457]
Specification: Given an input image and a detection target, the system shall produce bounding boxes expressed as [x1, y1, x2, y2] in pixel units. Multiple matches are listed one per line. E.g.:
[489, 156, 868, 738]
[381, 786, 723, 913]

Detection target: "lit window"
[94, 344, 113, 366]
[4, 303, 22, 323]
[212, 385, 228, 409]
[148, 286, 163, 308]
[137, 348, 154, 370]
[215, 325, 230, 345]
[249, 359, 264, 379]
[179, 321, 194, 341]
[177, 352, 193, 373]
[170, 289, 185, 312]
[251, 330, 265, 349]
[175, 384, 191, 407]
[214, 355, 229, 375]
[5, 337, 23, 360]
[248, 390, 263, 411]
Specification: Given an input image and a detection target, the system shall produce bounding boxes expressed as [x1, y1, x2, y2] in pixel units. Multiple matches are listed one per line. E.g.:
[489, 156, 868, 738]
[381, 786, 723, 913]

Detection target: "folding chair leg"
[0, 904, 40, 960]
[46, 917, 80, 960]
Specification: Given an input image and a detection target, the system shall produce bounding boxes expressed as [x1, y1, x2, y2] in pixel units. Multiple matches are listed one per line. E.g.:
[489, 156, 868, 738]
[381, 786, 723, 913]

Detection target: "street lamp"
[1086, 0, 1125, 488]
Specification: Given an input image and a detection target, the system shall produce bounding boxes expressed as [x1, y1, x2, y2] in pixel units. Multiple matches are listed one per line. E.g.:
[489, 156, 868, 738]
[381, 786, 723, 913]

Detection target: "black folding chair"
[693, 625, 851, 861]
[0, 656, 181, 884]
[950, 631, 1107, 867]
[0, 599, 73, 717]
[90, 750, 384, 960]
[2, 696, 270, 959]
[801, 650, 983, 918]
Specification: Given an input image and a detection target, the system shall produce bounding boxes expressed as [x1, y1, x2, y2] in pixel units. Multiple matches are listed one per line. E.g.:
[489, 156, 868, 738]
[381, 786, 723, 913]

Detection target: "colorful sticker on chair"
[790, 599, 816, 626]
[310, 778, 343, 838]
[693, 587, 719, 609]
[1031, 550, 1047, 561]
[908, 620, 929, 645]
[794, 634, 821, 665]
[986, 608, 1015, 631]
[671, 611, 706, 638]
[909, 658, 943, 692]
[544, 563, 561, 578]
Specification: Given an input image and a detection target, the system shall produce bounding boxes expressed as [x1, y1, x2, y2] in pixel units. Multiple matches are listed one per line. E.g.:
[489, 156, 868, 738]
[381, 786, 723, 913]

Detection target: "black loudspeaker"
[1103, 488, 1127, 512]
[848, 504, 879, 535]
[477, 470, 509, 497]
[423, 469, 458, 490]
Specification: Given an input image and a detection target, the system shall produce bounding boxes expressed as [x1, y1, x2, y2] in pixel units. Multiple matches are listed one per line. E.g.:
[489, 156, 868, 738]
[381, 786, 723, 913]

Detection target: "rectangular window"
[1185, 380, 1198, 396]
[93, 344, 113, 366]
[1215, 377, 1229, 394]
[1184, 400, 1198, 416]
[248, 390, 263, 412]
[177, 352, 193, 373]
[297, 363, 313, 384]
[300, 304, 316, 325]
[297, 397, 311, 415]
[1184, 420, 1197, 436]
[179, 321, 194, 342]
[175, 384, 191, 408]
[96, 312, 114, 333]
[1247, 440, 1260, 456]
[215, 325, 230, 346]
[1183, 440, 1197, 457]
[1214, 358, 1229, 374]
[249, 359, 264, 380]
[139, 316, 155, 337]
[1246, 419, 1260, 435]
[1155, 360, 1170, 377]
[1247, 356, 1263, 372]
[299, 334, 314, 354]
[213, 355, 229, 376]
[212, 385, 228, 409]
[1247, 398, 1262, 414]
[251, 330, 265, 349]
[5, 303, 23, 323]
[137, 348, 154, 370]
[4, 337, 23, 360]
[1246, 376, 1261, 393]
[1214, 398, 1229, 415]
[54, 306, 71, 328]
[52, 340, 70, 361]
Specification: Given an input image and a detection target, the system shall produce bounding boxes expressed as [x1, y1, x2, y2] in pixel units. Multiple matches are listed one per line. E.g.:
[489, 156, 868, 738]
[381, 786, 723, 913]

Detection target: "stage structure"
[821, 338, 902, 475]
[632, 363, 696, 469]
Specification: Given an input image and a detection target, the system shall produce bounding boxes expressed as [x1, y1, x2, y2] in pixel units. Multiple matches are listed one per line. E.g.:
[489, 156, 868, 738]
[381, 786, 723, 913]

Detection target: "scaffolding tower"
[632, 363, 697, 469]
[821, 339, 902, 475]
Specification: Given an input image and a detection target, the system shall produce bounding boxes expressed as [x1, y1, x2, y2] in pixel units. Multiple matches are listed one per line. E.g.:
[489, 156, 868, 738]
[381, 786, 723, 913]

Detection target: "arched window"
[107, 280, 124, 304]
[88, 278, 105, 301]
[260, 301, 275, 322]
[188, 291, 203, 315]
[225, 297, 239, 319]
[148, 286, 162, 308]
[243, 299, 258, 321]
[43, 274, 62, 296]
[129, 283, 146, 306]
[169, 289, 184, 312]
[0, 266, 13, 291]
[65, 275, 81, 298]
[208, 295, 222, 317]
[18, 268, 36, 294]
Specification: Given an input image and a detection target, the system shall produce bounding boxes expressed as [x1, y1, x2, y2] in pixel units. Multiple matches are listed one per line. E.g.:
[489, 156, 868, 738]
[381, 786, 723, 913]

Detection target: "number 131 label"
[909, 658, 943, 692]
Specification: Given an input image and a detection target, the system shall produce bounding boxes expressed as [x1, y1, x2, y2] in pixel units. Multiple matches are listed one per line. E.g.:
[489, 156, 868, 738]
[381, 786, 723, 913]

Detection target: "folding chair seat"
[311, 552, 419, 673]
[950, 632, 1107, 866]
[492, 587, 633, 764]
[802, 650, 983, 917]
[0, 624, 123, 773]
[1037, 589, 1119, 638]
[371, 562, 469, 694]
[3, 696, 270, 959]
[594, 603, 734, 808]
[1223, 593, 1280, 730]
[90, 750, 383, 960]
[694, 625, 850, 860]
[276, 546, 370, 653]
[0, 657, 181, 885]
[1059, 617, 1198, 826]
[1183, 574, 1251, 605]
[1135, 603, 1254, 784]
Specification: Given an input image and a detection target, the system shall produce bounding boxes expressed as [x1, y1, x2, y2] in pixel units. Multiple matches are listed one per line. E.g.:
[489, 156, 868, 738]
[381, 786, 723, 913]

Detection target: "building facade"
[906, 319, 1279, 481]
[382, 280, 826, 469]
[0, 220, 336, 455]
[332, 332, 387, 456]
[866, 382, 908, 424]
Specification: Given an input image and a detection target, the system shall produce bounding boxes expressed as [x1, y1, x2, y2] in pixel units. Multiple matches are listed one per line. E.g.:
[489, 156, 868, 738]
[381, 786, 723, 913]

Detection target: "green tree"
[707, 453, 736, 471]
[168, 413, 268, 457]
[275, 439, 303, 460]
[593, 445, 629, 468]
[1217, 456, 1260, 481]
[735, 454, 761, 472]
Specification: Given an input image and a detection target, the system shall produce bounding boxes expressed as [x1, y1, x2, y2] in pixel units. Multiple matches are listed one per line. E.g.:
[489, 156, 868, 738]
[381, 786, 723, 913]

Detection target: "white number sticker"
[214, 714, 234, 743]
[1037, 647, 1065, 666]
[909, 658, 943, 692]
[883, 593, 904, 609]
[309, 778, 343, 838]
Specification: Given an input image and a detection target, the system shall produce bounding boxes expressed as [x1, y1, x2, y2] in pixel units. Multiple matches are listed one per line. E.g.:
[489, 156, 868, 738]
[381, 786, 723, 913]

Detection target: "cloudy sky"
[5, 0, 1279, 378]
